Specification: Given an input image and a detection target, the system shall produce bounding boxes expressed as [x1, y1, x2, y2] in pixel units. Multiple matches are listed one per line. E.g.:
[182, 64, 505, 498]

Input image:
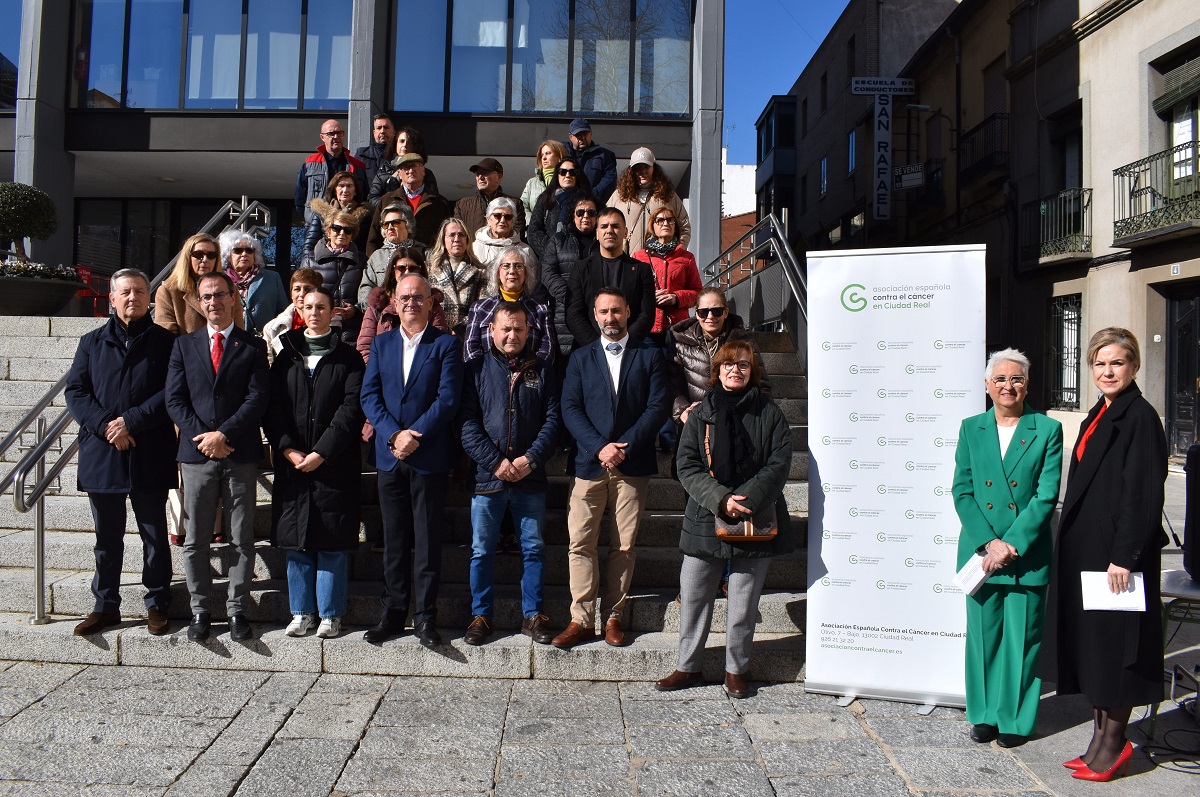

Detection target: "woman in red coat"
[632, 207, 702, 347]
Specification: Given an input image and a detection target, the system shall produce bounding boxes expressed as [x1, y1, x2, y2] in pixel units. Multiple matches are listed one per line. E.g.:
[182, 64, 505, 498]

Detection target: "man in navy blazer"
[361, 273, 464, 647]
[65, 269, 178, 637]
[553, 287, 668, 649]
[166, 271, 269, 643]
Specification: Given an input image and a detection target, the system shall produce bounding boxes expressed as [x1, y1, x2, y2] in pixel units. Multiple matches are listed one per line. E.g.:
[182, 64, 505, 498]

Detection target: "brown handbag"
[704, 426, 778, 542]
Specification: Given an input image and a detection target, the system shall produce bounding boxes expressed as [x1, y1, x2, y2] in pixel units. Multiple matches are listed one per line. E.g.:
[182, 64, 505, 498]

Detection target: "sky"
[723, 0, 851, 164]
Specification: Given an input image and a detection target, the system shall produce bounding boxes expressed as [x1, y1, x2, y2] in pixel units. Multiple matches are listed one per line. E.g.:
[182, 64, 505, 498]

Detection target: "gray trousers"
[677, 555, 770, 675]
[180, 458, 257, 615]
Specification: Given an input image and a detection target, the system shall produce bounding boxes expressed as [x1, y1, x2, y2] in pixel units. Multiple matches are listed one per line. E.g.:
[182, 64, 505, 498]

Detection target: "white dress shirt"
[601, 333, 629, 394]
[207, 321, 235, 356]
[398, 323, 427, 384]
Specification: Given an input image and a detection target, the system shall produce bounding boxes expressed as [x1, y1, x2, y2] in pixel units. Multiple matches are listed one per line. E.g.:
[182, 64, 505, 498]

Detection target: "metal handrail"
[1, 197, 271, 624]
[703, 212, 807, 323]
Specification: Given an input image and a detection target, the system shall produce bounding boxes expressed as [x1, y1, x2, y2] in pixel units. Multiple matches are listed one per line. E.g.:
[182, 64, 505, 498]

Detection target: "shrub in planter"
[0, 182, 58, 260]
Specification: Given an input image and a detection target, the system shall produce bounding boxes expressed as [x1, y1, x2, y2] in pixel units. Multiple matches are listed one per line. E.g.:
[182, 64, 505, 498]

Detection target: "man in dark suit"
[65, 269, 178, 636]
[565, 208, 655, 347]
[553, 288, 668, 649]
[166, 271, 269, 642]
[360, 273, 464, 647]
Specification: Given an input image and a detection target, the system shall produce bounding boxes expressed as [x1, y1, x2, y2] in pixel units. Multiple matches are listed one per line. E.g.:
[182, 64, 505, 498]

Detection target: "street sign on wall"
[855, 77, 916, 221]
[852, 77, 916, 95]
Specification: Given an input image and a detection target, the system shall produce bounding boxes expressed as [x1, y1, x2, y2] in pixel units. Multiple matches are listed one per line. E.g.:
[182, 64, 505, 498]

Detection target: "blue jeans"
[470, 489, 546, 618]
[286, 550, 348, 619]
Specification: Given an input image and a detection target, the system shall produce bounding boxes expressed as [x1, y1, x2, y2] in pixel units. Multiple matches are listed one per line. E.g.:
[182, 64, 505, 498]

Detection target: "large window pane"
[511, 0, 568, 114]
[573, 0, 630, 115]
[185, 0, 242, 108]
[0, 0, 22, 110]
[75, 200, 124, 273]
[82, 0, 128, 107]
[124, 200, 171, 274]
[450, 0, 508, 112]
[244, 0, 301, 109]
[393, 0, 447, 111]
[303, 0, 352, 110]
[126, 0, 183, 109]
[634, 0, 689, 116]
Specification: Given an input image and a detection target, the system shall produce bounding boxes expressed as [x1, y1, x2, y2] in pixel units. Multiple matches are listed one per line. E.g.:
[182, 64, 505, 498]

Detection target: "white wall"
[721, 147, 756, 217]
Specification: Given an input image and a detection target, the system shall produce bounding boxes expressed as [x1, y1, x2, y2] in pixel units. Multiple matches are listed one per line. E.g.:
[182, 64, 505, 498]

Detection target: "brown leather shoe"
[724, 671, 750, 699]
[521, 614, 554, 645]
[551, 621, 596, 649]
[604, 617, 627, 647]
[655, 670, 704, 692]
[74, 612, 121, 636]
[463, 615, 492, 646]
[146, 607, 170, 636]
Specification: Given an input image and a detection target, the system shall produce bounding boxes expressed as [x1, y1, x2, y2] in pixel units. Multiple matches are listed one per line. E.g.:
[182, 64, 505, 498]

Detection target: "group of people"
[952, 329, 1169, 783]
[63, 114, 798, 702]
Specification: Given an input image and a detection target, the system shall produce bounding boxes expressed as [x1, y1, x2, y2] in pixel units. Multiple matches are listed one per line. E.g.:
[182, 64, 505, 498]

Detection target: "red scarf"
[1075, 401, 1108, 461]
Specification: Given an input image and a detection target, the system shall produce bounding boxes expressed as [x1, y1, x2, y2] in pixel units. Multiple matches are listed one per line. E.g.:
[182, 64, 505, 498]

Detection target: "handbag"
[704, 426, 778, 542]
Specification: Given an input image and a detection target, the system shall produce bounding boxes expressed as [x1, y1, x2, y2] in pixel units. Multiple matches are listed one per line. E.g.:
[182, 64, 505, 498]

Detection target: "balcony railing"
[1113, 142, 1200, 244]
[959, 113, 1010, 181]
[1020, 188, 1093, 262]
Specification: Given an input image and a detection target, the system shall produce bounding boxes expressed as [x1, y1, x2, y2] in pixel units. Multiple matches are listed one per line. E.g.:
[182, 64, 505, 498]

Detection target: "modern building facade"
[6, 0, 724, 273]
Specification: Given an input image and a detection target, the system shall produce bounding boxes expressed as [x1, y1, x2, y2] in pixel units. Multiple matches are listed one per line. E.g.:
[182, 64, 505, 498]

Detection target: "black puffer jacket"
[299, 241, 365, 344]
[538, 229, 598, 356]
[665, 314, 771, 421]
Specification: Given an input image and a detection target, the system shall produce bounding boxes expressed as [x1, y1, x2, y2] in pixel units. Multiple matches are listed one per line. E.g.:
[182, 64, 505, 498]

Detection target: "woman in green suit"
[952, 348, 1063, 747]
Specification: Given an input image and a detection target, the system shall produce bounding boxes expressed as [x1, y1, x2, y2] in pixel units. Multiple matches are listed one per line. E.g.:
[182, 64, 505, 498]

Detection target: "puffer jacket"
[303, 199, 371, 256]
[539, 229, 597, 355]
[632, 244, 703, 332]
[457, 349, 561, 494]
[472, 228, 538, 276]
[675, 386, 794, 559]
[299, 241, 366, 344]
[527, 185, 592, 257]
[666, 314, 771, 421]
[520, 170, 553, 226]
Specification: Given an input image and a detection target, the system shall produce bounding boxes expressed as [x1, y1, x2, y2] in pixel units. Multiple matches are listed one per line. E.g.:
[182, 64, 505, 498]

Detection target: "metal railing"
[959, 112, 1010, 180]
[1019, 188, 1093, 262]
[1113, 142, 1200, 242]
[1, 197, 272, 624]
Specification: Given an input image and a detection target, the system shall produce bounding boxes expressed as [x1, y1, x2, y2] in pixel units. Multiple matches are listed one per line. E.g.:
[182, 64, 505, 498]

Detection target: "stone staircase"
[0, 316, 810, 681]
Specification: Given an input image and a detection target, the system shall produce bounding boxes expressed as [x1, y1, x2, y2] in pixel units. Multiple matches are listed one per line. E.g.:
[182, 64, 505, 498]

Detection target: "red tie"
[212, 331, 224, 374]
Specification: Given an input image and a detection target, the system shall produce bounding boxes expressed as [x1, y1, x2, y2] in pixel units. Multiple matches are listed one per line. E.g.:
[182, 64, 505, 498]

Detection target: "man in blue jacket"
[553, 288, 668, 649]
[65, 269, 178, 636]
[458, 302, 561, 646]
[566, 118, 617, 203]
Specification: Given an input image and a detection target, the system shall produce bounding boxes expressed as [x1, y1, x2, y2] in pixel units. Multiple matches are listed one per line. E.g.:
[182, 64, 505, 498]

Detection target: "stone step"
[0, 381, 68, 410]
[1, 357, 74, 383]
[0, 336, 87, 361]
[768, 374, 807, 399]
[750, 331, 795, 353]
[0, 611, 805, 682]
[760, 352, 804, 376]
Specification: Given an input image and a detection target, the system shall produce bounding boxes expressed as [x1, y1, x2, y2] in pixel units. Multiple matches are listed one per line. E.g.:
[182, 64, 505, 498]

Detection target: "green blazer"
[952, 408, 1063, 586]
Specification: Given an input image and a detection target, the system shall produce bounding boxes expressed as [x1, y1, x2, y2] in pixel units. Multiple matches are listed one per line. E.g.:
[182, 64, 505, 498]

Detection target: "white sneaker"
[286, 614, 316, 636]
[316, 617, 341, 639]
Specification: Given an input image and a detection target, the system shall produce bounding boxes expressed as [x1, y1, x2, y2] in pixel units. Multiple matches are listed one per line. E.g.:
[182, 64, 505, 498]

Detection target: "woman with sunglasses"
[300, 209, 370, 345]
[305, 171, 371, 255]
[155, 233, 245, 335]
[527, 158, 594, 258]
[667, 288, 770, 426]
[472, 196, 538, 275]
[357, 247, 449, 363]
[358, 202, 425, 309]
[632, 208, 702, 347]
[540, 196, 601, 359]
[218, 229, 288, 337]
[520, 139, 568, 226]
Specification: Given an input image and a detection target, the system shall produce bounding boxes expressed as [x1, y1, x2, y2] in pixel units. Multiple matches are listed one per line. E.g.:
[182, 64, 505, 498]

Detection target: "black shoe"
[970, 724, 998, 743]
[364, 619, 405, 644]
[416, 620, 441, 648]
[187, 612, 211, 641]
[228, 613, 253, 642]
[996, 733, 1026, 748]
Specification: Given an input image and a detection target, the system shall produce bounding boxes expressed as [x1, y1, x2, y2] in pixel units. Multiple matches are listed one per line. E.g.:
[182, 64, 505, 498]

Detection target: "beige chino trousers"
[566, 471, 650, 626]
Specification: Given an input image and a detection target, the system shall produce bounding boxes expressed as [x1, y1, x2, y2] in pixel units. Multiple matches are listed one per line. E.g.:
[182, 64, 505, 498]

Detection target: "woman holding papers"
[1044, 328, 1167, 782]
[952, 348, 1063, 749]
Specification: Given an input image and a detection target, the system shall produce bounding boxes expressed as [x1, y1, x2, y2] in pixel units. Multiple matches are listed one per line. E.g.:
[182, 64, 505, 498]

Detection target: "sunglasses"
[381, 219, 407, 228]
[695, 307, 727, 319]
[394, 263, 423, 274]
[491, 213, 515, 221]
[191, 250, 218, 261]
[330, 224, 354, 235]
[575, 209, 598, 218]
[232, 246, 254, 255]
[558, 168, 577, 176]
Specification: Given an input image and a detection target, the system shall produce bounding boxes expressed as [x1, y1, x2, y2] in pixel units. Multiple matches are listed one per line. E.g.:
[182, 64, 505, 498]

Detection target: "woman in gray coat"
[655, 340, 794, 699]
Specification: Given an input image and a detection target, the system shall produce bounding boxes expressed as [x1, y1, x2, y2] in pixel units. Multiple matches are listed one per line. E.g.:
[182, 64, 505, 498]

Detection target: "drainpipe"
[948, 26, 962, 228]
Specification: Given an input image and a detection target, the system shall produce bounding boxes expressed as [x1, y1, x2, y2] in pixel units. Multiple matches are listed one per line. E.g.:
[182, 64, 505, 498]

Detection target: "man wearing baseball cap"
[566, 118, 617, 203]
[454, 158, 526, 241]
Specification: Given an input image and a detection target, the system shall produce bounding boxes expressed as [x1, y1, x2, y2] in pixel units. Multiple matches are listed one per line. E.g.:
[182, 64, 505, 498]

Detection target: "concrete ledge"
[322, 630, 532, 678]
[118, 624, 323, 672]
[0, 611, 119, 665]
[49, 317, 107, 337]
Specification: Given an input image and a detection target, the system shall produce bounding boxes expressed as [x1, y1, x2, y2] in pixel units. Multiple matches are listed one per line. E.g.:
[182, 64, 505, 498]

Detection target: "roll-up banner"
[805, 245, 986, 706]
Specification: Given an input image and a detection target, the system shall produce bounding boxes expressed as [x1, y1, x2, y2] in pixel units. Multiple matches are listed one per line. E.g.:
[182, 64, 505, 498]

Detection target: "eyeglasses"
[653, 217, 675, 225]
[330, 224, 353, 235]
[575, 209, 598, 218]
[990, 375, 1027, 387]
[191, 250, 218, 261]
[445, 231, 469, 240]
[232, 246, 254, 255]
[320, 130, 345, 138]
[491, 213, 514, 221]
[558, 168, 577, 176]
[720, 360, 753, 372]
[199, 291, 231, 303]
[499, 262, 526, 271]
[696, 307, 727, 319]
[397, 293, 428, 305]
[381, 219, 407, 228]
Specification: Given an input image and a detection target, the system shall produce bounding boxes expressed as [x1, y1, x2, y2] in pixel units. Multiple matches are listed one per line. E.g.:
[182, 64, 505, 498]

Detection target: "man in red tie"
[166, 271, 269, 643]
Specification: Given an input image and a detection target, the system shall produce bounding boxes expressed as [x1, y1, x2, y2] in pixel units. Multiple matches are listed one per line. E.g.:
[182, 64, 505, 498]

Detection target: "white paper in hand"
[953, 553, 989, 596]
[1080, 571, 1145, 612]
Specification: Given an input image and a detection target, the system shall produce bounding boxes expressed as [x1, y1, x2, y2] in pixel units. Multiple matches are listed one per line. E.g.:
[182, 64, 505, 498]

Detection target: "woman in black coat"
[264, 286, 365, 640]
[526, 157, 594, 257]
[1044, 327, 1168, 782]
[538, 194, 600, 358]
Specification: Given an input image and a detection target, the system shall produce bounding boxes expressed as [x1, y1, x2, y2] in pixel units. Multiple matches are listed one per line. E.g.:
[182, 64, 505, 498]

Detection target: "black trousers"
[376, 463, 447, 625]
[88, 489, 172, 613]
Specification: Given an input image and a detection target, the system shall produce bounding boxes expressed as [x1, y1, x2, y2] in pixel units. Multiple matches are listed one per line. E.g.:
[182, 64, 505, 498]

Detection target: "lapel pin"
[1020, 440, 1025, 445]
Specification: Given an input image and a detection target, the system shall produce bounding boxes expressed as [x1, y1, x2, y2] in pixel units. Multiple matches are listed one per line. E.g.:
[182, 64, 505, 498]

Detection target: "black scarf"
[710, 386, 754, 487]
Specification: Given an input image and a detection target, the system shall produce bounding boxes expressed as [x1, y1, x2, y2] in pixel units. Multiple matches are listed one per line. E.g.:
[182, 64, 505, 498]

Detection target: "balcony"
[1113, 142, 1200, 247]
[1020, 188, 1093, 264]
[959, 113, 1010, 182]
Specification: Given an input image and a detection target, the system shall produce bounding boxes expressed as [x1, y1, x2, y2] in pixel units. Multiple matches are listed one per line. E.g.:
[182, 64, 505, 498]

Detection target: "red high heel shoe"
[1072, 740, 1133, 782]
[1062, 757, 1087, 770]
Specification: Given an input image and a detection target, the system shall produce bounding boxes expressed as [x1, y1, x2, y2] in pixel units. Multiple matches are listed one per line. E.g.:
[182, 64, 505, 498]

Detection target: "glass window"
[76, 200, 125, 273]
[303, 1, 353, 110]
[124, 200, 172, 274]
[185, 0, 242, 109]
[126, 0, 183, 109]
[450, 0, 508, 112]
[393, 0, 447, 111]
[0, 0, 22, 110]
[81, 0, 128, 107]
[573, 0, 631, 115]
[634, 0, 689, 115]
[244, 0, 301, 109]
[511, 0, 569, 114]
[820, 157, 827, 195]
[847, 129, 856, 174]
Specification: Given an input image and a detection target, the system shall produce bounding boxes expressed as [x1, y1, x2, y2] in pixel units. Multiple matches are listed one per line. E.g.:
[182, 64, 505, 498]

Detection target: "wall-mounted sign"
[852, 77, 916, 95]
[894, 163, 925, 190]
[855, 77, 916, 221]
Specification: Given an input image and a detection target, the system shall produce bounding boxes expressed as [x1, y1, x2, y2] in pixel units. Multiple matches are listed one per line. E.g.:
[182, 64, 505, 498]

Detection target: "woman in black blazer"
[1044, 327, 1168, 782]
